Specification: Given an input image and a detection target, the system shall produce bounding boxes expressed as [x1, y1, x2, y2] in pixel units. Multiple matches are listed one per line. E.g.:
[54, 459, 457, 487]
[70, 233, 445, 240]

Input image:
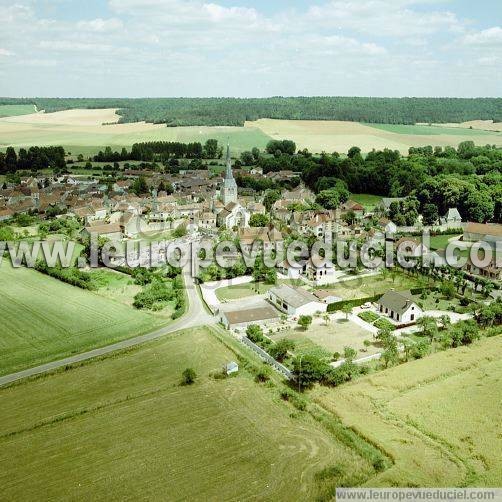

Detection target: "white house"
[377, 290, 423, 324]
[305, 258, 336, 286]
[268, 284, 327, 316]
[440, 208, 462, 227]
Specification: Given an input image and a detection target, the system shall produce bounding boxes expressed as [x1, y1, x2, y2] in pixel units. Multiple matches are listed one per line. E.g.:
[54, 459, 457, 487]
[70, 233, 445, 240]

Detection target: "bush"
[181, 368, 196, 385]
[255, 366, 271, 383]
[133, 279, 175, 310]
[280, 388, 307, 411]
[374, 318, 396, 332]
[34, 262, 96, 290]
[328, 295, 380, 312]
[246, 324, 264, 343]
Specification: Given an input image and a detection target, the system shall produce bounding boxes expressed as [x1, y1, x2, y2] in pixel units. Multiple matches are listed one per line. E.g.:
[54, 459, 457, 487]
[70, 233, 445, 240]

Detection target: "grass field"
[429, 234, 462, 250]
[0, 263, 164, 375]
[314, 335, 502, 486]
[0, 326, 377, 499]
[216, 279, 302, 302]
[350, 193, 382, 211]
[320, 273, 426, 300]
[271, 318, 378, 358]
[0, 104, 36, 118]
[247, 118, 502, 154]
[0, 109, 272, 156]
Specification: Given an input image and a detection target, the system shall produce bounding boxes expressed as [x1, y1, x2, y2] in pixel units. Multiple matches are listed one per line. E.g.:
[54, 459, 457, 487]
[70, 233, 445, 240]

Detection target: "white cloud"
[0, 48, 14, 56]
[463, 27, 502, 46]
[77, 18, 124, 32]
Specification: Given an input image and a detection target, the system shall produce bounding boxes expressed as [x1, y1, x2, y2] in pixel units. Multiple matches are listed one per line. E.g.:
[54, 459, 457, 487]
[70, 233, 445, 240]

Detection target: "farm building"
[268, 284, 327, 316]
[377, 290, 423, 324]
[219, 305, 280, 329]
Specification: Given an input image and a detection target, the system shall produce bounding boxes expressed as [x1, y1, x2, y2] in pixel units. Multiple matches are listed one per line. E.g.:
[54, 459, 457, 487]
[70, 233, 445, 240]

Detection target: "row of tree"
[0, 146, 66, 174]
[4, 97, 501, 126]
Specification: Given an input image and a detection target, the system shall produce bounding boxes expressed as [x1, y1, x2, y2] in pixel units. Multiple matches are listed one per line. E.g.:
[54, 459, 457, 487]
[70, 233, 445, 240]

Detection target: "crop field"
[0, 104, 36, 118]
[315, 335, 502, 486]
[246, 118, 502, 154]
[0, 262, 164, 375]
[320, 273, 426, 300]
[0, 326, 377, 500]
[0, 109, 272, 155]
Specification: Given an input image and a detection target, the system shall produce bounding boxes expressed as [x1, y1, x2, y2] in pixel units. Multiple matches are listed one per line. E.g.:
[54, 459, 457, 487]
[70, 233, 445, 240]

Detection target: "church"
[215, 144, 250, 229]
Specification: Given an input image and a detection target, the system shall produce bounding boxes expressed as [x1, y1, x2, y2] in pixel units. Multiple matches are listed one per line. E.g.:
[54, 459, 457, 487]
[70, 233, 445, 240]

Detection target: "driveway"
[200, 276, 253, 311]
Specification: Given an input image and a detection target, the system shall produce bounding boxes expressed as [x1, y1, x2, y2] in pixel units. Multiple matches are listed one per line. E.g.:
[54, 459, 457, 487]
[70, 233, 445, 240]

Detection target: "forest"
[1, 97, 501, 126]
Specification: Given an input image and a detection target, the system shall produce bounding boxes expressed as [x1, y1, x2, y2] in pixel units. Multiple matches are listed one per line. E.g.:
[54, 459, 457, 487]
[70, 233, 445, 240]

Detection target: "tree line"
[2, 97, 501, 126]
[0, 146, 66, 174]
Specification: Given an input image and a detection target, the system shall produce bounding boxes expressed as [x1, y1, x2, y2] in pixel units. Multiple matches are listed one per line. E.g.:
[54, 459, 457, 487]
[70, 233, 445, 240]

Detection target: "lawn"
[271, 318, 378, 359]
[429, 234, 462, 250]
[0, 104, 36, 117]
[0, 263, 165, 375]
[321, 273, 426, 300]
[216, 279, 303, 302]
[350, 193, 382, 211]
[314, 335, 502, 486]
[0, 326, 376, 499]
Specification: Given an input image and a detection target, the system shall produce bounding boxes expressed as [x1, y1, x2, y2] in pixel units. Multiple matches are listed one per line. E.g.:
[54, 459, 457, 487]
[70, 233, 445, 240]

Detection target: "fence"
[240, 336, 293, 380]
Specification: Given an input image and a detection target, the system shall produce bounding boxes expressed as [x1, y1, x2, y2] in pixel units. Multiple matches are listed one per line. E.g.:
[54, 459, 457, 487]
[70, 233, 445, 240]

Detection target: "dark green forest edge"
[1, 97, 501, 126]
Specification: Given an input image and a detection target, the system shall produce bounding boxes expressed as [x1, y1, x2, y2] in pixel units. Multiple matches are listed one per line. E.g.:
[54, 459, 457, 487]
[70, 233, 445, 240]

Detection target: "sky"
[0, 0, 501, 98]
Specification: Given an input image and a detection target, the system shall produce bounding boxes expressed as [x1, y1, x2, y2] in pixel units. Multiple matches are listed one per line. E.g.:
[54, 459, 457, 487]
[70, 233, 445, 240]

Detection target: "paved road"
[0, 262, 215, 388]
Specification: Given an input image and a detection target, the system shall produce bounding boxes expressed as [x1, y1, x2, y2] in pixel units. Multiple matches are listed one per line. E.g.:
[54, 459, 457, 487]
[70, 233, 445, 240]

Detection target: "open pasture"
[0, 327, 375, 500]
[246, 118, 502, 154]
[0, 109, 272, 155]
[315, 335, 502, 486]
[0, 262, 163, 375]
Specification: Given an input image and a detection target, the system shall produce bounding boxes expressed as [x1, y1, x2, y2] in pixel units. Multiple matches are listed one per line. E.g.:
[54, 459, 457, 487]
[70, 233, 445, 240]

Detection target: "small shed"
[225, 362, 239, 375]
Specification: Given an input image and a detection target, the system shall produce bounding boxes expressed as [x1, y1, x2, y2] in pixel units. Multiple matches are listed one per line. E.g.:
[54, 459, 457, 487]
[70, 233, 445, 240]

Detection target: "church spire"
[225, 142, 233, 180]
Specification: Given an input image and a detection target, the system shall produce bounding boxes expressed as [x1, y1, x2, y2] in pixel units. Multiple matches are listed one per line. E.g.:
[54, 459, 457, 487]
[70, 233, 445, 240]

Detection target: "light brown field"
[314, 335, 502, 487]
[0, 108, 121, 126]
[421, 120, 502, 132]
[245, 118, 502, 153]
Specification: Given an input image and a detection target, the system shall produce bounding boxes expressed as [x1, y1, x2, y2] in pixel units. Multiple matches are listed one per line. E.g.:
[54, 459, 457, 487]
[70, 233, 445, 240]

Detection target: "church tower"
[222, 143, 238, 205]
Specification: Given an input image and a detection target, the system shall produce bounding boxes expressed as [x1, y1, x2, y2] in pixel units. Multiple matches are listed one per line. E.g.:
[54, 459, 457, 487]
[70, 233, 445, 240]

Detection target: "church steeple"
[222, 142, 238, 205]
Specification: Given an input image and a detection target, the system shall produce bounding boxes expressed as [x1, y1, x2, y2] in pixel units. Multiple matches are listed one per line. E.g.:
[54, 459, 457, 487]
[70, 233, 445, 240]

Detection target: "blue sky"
[0, 0, 501, 97]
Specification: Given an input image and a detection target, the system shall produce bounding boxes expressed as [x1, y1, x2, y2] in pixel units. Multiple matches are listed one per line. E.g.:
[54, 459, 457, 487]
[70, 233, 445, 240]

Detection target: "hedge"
[327, 295, 380, 313]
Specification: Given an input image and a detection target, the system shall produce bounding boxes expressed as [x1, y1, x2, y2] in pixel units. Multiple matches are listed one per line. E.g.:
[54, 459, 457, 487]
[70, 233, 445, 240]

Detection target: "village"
[1, 143, 500, 377]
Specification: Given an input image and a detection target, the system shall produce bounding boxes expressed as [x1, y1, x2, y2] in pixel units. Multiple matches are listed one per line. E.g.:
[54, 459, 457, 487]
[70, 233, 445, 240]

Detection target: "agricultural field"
[246, 118, 502, 154]
[314, 335, 502, 486]
[0, 326, 377, 500]
[271, 318, 378, 359]
[0, 104, 37, 118]
[0, 109, 272, 156]
[0, 262, 164, 376]
[319, 273, 427, 301]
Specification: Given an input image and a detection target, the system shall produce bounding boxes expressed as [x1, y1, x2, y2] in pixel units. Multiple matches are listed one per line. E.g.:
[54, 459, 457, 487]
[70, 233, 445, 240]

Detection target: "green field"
[0, 126, 272, 156]
[216, 279, 302, 302]
[0, 263, 164, 375]
[429, 234, 462, 250]
[320, 273, 426, 300]
[0, 326, 377, 499]
[315, 335, 502, 486]
[0, 104, 36, 118]
[366, 123, 502, 137]
[350, 193, 382, 210]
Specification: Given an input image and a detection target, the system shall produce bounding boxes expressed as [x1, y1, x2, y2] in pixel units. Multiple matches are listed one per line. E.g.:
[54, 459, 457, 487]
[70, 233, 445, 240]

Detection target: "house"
[395, 237, 430, 258]
[378, 218, 398, 236]
[81, 222, 123, 240]
[377, 290, 423, 324]
[340, 200, 365, 219]
[305, 258, 336, 286]
[463, 222, 502, 247]
[465, 256, 501, 281]
[268, 284, 327, 316]
[277, 259, 305, 280]
[440, 208, 462, 227]
[0, 208, 14, 222]
[219, 305, 280, 329]
[225, 362, 239, 375]
[238, 226, 283, 253]
[217, 201, 250, 229]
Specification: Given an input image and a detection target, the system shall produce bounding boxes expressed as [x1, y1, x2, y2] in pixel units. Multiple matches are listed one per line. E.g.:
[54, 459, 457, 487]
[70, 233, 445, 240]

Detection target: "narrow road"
[0, 263, 215, 388]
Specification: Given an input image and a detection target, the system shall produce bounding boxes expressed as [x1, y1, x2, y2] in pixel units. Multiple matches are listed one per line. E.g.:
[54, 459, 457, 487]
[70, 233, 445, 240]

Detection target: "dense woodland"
[1, 97, 501, 126]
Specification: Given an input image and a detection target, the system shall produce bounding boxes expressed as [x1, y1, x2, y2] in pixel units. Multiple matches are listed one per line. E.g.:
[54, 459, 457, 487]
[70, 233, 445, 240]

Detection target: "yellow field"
[314, 335, 502, 487]
[246, 118, 502, 154]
